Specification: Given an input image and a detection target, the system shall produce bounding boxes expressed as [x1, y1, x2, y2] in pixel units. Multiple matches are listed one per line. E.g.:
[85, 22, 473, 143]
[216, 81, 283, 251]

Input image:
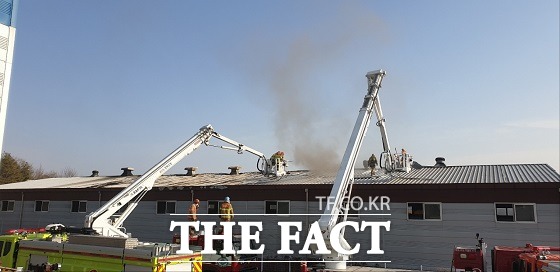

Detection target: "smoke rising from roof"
[269, 38, 341, 173]
[242, 4, 384, 172]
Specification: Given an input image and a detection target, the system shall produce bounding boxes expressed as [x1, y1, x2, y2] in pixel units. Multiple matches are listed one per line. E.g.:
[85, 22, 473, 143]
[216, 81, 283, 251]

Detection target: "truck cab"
[0, 235, 18, 270]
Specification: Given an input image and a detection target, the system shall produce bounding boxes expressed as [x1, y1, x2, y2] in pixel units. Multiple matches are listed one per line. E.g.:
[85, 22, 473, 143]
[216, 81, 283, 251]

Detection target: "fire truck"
[0, 125, 284, 272]
[0, 227, 202, 272]
[452, 234, 560, 272]
[516, 246, 560, 272]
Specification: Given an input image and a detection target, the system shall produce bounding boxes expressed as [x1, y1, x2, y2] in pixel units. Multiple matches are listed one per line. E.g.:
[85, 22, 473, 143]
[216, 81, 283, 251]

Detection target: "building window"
[35, 200, 49, 212]
[495, 203, 536, 222]
[71, 200, 87, 213]
[156, 201, 176, 214]
[407, 202, 441, 220]
[1, 200, 15, 212]
[208, 200, 225, 214]
[265, 200, 290, 215]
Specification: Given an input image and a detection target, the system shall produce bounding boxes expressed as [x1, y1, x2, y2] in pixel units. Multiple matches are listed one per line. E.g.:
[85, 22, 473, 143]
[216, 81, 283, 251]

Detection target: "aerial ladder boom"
[85, 124, 285, 238]
[371, 87, 412, 173]
[204, 132, 287, 176]
[317, 70, 386, 270]
[372, 94, 393, 167]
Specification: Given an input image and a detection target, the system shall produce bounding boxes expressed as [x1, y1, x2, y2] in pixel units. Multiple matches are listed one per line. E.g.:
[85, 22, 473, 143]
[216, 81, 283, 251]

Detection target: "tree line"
[0, 152, 77, 185]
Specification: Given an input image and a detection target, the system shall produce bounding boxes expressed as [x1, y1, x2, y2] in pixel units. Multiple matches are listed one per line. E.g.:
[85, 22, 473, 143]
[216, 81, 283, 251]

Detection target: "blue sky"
[3, 0, 559, 176]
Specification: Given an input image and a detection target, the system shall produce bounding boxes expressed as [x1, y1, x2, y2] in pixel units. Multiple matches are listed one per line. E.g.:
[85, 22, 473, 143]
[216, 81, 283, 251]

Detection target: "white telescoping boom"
[373, 91, 412, 173]
[355, 72, 412, 174]
[317, 70, 387, 270]
[85, 124, 286, 238]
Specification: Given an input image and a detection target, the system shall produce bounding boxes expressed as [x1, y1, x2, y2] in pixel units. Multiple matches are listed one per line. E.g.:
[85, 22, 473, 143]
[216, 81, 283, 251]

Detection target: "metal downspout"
[18, 191, 24, 228]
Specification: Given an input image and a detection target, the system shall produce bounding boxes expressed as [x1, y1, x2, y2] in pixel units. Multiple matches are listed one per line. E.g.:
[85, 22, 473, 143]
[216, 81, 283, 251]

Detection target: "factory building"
[0, 163, 558, 270]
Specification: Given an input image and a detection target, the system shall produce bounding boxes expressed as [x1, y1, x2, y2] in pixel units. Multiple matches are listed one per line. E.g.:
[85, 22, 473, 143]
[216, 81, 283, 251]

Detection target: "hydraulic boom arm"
[373, 95, 412, 173]
[317, 70, 386, 270]
[85, 124, 283, 237]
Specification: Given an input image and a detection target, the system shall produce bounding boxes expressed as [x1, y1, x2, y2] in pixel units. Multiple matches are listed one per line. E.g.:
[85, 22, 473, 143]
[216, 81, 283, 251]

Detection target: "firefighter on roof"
[400, 148, 407, 167]
[368, 154, 378, 176]
[219, 197, 234, 222]
[270, 151, 285, 164]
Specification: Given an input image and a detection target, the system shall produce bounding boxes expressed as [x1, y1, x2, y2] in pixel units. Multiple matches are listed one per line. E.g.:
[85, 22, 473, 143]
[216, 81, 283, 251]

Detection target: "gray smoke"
[268, 38, 341, 172]
[244, 4, 384, 172]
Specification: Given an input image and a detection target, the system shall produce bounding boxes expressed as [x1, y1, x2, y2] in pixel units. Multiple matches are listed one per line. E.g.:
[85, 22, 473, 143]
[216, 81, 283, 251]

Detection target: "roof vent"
[434, 157, 446, 167]
[228, 166, 241, 175]
[185, 167, 198, 176]
[121, 167, 134, 176]
[411, 161, 423, 170]
[90, 170, 99, 177]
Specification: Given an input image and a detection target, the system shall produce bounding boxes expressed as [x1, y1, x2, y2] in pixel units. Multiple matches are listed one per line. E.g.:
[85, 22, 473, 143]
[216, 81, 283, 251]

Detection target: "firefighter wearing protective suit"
[219, 197, 234, 222]
[270, 151, 286, 169]
[188, 199, 200, 221]
[368, 154, 378, 176]
[270, 151, 285, 165]
[188, 199, 200, 235]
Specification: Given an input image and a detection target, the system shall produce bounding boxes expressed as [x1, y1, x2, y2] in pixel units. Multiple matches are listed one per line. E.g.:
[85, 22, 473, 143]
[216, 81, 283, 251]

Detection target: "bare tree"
[60, 167, 78, 177]
[32, 165, 58, 180]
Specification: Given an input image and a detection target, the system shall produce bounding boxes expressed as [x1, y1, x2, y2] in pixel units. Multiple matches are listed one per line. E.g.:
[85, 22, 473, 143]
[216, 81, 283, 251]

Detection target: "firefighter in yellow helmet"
[270, 151, 285, 165]
[219, 196, 234, 222]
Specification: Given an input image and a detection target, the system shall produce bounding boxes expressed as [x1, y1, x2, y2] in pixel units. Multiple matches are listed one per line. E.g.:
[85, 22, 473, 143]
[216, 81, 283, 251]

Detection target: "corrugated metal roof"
[0, 164, 558, 190]
[354, 164, 560, 185]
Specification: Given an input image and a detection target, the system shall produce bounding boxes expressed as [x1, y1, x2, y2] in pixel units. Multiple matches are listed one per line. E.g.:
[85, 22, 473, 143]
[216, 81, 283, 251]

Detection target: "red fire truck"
[452, 234, 560, 272]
